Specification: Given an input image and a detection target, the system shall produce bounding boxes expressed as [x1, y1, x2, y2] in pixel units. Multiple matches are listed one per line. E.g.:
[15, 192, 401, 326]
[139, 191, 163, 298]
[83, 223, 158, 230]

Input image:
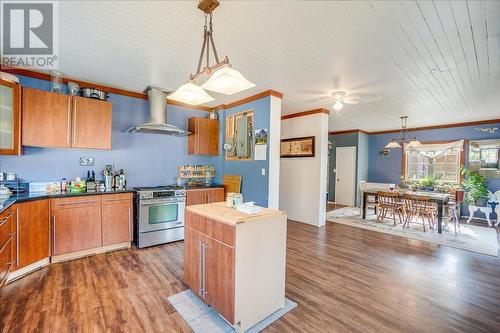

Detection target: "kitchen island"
[184, 202, 287, 332]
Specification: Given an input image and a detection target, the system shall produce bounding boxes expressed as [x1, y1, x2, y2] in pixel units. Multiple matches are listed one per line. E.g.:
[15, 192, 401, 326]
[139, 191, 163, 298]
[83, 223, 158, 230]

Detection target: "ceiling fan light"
[333, 101, 344, 111]
[385, 140, 401, 149]
[168, 81, 215, 105]
[201, 65, 255, 95]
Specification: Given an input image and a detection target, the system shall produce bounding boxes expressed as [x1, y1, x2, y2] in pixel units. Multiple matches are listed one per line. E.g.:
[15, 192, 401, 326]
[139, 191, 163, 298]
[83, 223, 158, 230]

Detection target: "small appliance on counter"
[0, 178, 28, 193]
[134, 185, 186, 248]
[85, 170, 97, 193]
[102, 166, 127, 191]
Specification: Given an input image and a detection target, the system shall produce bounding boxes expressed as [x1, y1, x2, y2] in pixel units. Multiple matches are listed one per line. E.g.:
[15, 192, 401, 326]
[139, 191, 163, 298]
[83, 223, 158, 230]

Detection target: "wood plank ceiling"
[37, 1, 500, 130]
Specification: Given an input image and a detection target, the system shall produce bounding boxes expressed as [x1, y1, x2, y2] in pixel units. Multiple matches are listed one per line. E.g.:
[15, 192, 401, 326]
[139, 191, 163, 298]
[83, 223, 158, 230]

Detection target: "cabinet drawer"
[102, 193, 133, 206]
[0, 237, 14, 285]
[185, 210, 207, 233]
[0, 210, 15, 252]
[51, 195, 101, 210]
[206, 219, 235, 247]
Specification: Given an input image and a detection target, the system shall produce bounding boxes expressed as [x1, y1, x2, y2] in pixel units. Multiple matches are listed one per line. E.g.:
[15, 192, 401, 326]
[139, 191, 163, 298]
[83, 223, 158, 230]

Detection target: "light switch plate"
[79, 157, 94, 166]
[261, 168, 266, 176]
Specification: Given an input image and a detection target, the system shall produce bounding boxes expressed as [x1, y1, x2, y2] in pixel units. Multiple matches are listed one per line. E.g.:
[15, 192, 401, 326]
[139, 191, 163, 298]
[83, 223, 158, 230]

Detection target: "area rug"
[167, 290, 297, 333]
[326, 207, 499, 257]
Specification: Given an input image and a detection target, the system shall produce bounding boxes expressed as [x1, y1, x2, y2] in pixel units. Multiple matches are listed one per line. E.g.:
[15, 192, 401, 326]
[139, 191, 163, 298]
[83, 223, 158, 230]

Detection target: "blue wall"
[0, 76, 213, 188]
[215, 96, 271, 207]
[368, 123, 500, 196]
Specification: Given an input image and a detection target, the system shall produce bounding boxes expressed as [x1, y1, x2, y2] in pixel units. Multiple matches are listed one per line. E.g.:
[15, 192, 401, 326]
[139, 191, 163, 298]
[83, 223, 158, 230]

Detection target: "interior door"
[335, 146, 357, 206]
[72, 96, 112, 149]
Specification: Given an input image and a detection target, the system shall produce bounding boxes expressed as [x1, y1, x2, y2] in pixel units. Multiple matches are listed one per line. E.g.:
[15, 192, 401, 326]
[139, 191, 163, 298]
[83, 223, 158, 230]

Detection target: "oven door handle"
[140, 200, 185, 206]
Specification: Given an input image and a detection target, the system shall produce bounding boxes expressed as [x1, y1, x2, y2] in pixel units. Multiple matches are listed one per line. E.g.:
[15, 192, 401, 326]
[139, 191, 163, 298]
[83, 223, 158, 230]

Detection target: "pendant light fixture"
[385, 116, 421, 149]
[168, 0, 255, 105]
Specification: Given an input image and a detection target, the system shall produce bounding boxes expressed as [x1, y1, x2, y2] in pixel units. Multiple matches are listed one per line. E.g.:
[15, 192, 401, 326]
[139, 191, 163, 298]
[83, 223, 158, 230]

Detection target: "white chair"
[359, 181, 378, 214]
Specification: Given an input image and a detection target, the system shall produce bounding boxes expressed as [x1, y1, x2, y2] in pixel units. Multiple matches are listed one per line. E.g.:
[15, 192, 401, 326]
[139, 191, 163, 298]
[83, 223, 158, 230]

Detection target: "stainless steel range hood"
[126, 86, 190, 136]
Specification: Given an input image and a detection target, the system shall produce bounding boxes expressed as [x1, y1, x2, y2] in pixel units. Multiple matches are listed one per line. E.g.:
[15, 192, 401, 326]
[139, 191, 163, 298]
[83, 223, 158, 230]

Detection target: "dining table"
[361, 189, 450, 234]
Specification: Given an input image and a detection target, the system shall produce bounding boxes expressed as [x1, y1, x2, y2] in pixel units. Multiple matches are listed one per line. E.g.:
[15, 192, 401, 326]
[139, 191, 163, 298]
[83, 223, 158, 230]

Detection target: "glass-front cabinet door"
[0, 79, 21, 155]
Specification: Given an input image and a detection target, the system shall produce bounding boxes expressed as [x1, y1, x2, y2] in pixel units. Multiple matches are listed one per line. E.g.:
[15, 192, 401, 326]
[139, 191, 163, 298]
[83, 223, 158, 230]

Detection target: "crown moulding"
[1, 66, 282, 112]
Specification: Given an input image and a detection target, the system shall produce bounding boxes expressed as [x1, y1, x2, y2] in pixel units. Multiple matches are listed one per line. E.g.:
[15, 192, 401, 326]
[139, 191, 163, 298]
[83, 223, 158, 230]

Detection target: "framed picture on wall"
[280, 136, 315, 158]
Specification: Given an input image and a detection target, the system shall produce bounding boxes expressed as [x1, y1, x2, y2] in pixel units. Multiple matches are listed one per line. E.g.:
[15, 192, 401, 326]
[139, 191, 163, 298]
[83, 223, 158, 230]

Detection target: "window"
[404, 142, 462, 183]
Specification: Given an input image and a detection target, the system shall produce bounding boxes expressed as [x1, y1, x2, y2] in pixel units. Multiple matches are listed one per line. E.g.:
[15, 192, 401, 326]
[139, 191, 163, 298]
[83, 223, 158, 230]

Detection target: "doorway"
[334, 146, 356, 206]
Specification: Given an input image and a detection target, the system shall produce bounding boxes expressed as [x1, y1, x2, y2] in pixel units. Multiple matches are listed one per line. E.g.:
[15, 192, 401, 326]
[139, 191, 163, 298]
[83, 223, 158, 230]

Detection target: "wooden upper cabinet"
[22, 87, 72, 148]
[22, 88, 112, 150]
[72, 96, 112, 150]
[0, 79, 22, 155]
[188, 118, 219, 155]
[12, 200, 50, 271]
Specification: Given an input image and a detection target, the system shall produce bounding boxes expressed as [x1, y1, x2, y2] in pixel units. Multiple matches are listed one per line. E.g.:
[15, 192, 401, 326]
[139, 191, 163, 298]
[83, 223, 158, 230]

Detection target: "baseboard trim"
[7, 258, 50, 283]
[51, 242, 131, 264]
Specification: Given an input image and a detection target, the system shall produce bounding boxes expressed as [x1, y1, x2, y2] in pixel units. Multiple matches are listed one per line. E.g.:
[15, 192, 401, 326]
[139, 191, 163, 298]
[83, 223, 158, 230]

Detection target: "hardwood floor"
[1, 221, 499, 333]
[326, 202, 346, 212]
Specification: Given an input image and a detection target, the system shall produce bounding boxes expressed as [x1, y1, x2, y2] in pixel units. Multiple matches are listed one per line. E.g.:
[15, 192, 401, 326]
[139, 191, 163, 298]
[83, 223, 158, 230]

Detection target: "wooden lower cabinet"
[184, 204, 287, 331]
[52, 205, 102, 255]
[0, 208, 15, 286]
[101, 193, 133, 246]
[186, 188, 225, 206]
[205, 236, 235, 323]
[12, 200, 50, 271]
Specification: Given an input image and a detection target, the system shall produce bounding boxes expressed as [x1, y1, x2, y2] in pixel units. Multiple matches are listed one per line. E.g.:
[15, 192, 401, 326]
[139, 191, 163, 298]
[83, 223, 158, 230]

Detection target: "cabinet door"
[0, 79, 21, 155]
[13, 200, 50, 271]
[101, 202, 132, 246]
[206, 188, 225, 203]
[184, 226, 206, 299]
[51, 206, 102, 255]
[206, 238, 235, 323]
[72, 96, 112, 149]
[22, 87, 72, 148]
[188, 118, 219, 155]
[186, 189, 208, 206]
[0, 238, 14, 286]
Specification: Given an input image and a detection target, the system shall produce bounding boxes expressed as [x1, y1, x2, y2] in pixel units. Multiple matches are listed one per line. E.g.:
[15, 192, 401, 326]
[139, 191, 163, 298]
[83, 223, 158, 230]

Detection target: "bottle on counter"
[113, 172, 120, 190]
[119, 169, 126, 189]
[61, 178, 68, 192]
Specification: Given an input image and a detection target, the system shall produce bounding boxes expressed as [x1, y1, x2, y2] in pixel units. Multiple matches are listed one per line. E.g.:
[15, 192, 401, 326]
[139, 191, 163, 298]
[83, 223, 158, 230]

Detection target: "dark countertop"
[0, 189, 136, 214]
[184, 184, 225, 190]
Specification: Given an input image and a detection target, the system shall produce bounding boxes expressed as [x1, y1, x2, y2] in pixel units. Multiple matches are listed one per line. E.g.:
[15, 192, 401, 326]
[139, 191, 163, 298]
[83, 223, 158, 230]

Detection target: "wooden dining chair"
[403, 194, 435, 232]
[359, 181, 377, 215]
[376, 191, 404, 226]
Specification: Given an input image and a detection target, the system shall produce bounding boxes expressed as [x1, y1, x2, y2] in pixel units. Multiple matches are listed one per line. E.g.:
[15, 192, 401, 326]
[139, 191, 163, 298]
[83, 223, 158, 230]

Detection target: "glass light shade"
[385, 140, 402, 148]
[407, 139, 422, 147]
[201, 66, 255, 95]
[168, 81, 214, 105]
[333, 101, 344, 111]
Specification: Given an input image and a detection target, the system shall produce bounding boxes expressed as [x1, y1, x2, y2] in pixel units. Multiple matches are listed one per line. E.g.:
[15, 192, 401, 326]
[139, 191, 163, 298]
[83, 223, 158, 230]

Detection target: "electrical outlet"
[79, 157, 94, 166]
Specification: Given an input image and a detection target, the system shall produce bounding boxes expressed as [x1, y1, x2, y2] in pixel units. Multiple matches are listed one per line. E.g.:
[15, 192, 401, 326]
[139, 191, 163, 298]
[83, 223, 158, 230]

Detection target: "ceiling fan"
[331, 91, 359, 111]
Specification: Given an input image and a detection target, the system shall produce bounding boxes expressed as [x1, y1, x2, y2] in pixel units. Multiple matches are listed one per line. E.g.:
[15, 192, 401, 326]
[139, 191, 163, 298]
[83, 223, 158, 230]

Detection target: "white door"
[335, 146, 356, 206]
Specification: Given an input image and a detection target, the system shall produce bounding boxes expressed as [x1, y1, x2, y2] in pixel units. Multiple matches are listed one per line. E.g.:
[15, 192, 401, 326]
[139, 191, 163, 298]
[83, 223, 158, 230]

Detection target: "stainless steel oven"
[135, 186, 186, 248]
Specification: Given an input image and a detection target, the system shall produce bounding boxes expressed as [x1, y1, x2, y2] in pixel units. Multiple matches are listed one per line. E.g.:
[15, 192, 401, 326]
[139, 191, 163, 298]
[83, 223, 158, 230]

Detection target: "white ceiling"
[54, 0, 500, 131]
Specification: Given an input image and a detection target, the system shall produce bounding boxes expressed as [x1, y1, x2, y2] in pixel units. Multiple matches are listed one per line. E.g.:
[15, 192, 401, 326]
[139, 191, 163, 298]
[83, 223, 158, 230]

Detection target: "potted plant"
[421, 176, 437, 191]
[461, 166, 489, 206]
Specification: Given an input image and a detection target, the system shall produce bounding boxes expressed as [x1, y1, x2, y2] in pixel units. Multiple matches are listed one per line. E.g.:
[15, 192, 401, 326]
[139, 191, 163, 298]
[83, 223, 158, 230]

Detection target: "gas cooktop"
[134, 185, 184, 191]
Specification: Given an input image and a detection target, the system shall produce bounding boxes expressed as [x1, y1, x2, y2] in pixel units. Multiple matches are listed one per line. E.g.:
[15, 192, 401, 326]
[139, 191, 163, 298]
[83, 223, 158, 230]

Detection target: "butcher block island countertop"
[185, 202, 286, 226]
[184, 202, 287, 332]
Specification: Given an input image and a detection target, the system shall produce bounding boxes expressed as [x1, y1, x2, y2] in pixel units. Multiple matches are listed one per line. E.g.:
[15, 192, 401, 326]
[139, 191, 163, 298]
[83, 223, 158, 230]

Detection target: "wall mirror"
[469, 139, 500, 178]
[225, 110, 254, 160]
